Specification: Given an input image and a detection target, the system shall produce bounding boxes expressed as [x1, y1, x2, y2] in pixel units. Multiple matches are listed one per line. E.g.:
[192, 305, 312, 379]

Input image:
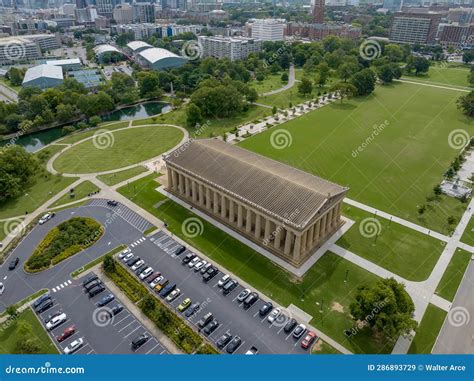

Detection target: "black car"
[96, 293, 115, 307]
[174, 246, 186, 256]
[126, 257, 140, 267]
[226, 336, 242, 354]
[8, 257, 19, 270]
[259, 301, 273, 317]
[159, 283, 176, 298]
[284, 318, 297, 333]
[182, 253, 196, 264]
[88, 284, 105, 298]
[132, 333, 149, 350]
[110, 304, 124, 316]
[216, 332, 232, 349]
[84, 279, 102, 292]
[35, 298, 53, 313]
[134, 264, 147, 275]
[185, 302, 200, 318]
[202, 267, 219, 283]
[33, 293, 51, 309]
[82, 273, 98, 287]
[222, 279, 238, 295]
[203, 320, 219, 335]
[107, 200, 118, 207]
[243, 292, 259, 309]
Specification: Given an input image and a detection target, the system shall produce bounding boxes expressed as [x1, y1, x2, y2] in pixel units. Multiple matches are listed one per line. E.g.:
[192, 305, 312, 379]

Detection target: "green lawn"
[338, 204, 445, 281]
[0, 76, 21, 92]
[250, 72, 287, 94]
[0, 308, 58, 354]
[49, 180, 98, 208]
[240, 82, 473, 233]
[97, 166, 147, 186]
[0, 218, 24, 242]
[460, 217, 474, 246]
[403, 64, 472, 89]
[57, 121, 130, 145]
[312, 340, 341, 354]
[435, 248, 472, 301]
[53, 125, 183, 174]
[408, 304, 446, 354]
[118, 174, 394, 354]
[258, 85, 323, 110]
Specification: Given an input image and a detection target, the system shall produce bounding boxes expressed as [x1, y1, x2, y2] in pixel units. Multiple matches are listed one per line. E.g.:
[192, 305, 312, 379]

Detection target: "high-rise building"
[389, 11, 442, 44]
[76, 0, 87, 8]
[75, 6, 98, 23]
[383, 0, 401, 11]
[248, 18, 286, 41]
[439, 24, 474, 48]
[198, 36, 262, 61]
[132, 3, 156, 24]
[113, 4, 134, 24]
[311, 0, 325, 23]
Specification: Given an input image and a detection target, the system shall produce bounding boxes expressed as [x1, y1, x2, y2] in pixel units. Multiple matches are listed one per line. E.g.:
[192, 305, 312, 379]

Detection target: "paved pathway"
[396, 79, 471, 93]
[260, 64, 295, 96]
[0, 82, 18, 102]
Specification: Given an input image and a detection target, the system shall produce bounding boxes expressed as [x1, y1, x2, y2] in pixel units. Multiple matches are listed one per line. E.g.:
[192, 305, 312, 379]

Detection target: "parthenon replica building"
[163, 139, 348, 268]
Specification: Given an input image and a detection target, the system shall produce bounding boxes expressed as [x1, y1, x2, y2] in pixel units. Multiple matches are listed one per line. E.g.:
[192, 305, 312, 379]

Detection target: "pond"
[1, 101, 171, 152]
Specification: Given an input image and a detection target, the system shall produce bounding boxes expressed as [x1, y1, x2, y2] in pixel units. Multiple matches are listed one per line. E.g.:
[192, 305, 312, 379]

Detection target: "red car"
[301, 331, 318, 349]
[56, 326, 76, 342]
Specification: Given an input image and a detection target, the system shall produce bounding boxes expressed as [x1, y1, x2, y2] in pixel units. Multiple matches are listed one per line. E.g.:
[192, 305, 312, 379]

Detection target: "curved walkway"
[260, 64, 295, 96]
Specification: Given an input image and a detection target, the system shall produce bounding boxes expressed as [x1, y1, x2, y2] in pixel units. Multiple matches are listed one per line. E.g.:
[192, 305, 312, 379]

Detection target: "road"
[260, 64, 295, 96]
[0, 82, 18, 103]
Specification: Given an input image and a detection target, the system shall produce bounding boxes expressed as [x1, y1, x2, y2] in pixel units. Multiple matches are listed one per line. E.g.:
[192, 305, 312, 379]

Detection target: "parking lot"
[34, 273, 168, 355]
[120, 230, 311, 354]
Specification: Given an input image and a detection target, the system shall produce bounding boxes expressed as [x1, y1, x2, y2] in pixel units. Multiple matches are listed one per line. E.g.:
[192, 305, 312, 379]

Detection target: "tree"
[447, 216, 456, 226]
[7, 67, 26, 86]
[350, 68, 377, 96]
[186, 103, 203, 127]
[457, 91, 474, 117]
[89, 116, 101, 127]
[245, 88, 258, 103]
[103, 254, 115, 273]
[298, 77, 313, 96]
[55, 103, 76, 123]
[406, 56, 430, 75]
[377, 63, 403, 84]
[281, 72, 289, 83]
[315, 62, 330, 86]
[433, 184, 442, 196]
[383, 44, 404, 62]
[338, 63, 359, 82]
[462, 50, 474, 64]
[350, 278, 417, 341]
[330, 82, 357, 104]
[137, 72, 163, 99]
[141, 295, 156, 314]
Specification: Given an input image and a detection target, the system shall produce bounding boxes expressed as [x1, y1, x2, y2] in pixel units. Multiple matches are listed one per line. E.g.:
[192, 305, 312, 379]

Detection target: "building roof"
[23, 64, 63, 84]
[46, 58, 81, 66]
[137, 47, 184, 64]
[164, 139, 348, 230]
[93, 44, 120, 56]
[126, 40, 152, 52]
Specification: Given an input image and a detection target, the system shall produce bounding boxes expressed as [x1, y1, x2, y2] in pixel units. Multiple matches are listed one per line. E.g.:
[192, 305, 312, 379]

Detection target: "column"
[293, 234, 302, 262]
[198, 184, 204, 206]
[264, 218, 272, 241]
[245, 209, 252, 233]
[167, 168, 173, 189]
[178, 173, 184, 194]
[283, 229, 292, 255]
[320, 214, 327, 236]
[191, 181, 197, 202]
[213, 192, 219, 214]
[185, 177, 191, 198]
[229, 200, 235, 223]
[221, 194, 226, 219]
[314, 219, 321, 243]
[254, 214, 261, 239]
[301, 231, 307, 255]
[307, 224, 314, 250]
[327, 209, 333, 228]
[206, 188, 211, 210]
[274, 226, 282, 250]
[237, 204, 243, 228]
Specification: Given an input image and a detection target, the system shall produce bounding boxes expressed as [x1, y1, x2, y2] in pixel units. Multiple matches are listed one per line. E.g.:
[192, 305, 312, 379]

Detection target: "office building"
[389, 11, 442, 44]
[247, 18, 286, 41]
[197, 35, 262, 61]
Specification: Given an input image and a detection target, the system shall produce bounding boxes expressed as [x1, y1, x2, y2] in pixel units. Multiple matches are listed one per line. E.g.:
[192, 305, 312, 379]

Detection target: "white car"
[139, 267, 153, 280]
[188, 257, 200, 268]
[0, 282, 4, 296]
[166, 288, 181, 302]
[217, 274, 230, 287]
[122, 253, 134, 262]
[267, 308, 281, 324]
[150, 276, 163, 289]
[64, 338, 84, 354]
[39, 213, 54, 225]
[46, 312, 67, 330]
[194, 261, 207, 271]
[131, 260, 144, 271]
[118, 248, 131, 259]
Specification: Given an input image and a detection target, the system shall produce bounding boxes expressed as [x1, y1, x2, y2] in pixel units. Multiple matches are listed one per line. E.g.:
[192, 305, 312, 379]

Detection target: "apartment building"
[197, 35, 262, 61]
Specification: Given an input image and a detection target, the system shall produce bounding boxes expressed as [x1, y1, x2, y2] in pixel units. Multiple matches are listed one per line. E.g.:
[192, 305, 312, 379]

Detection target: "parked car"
[35, 298, 53, 313]
[145, 272, 161, 284]
[226, 336, 242, 354]
[182, 253, 195, 264]
[194, 260, 207, 272]
[259, 302, 273, 317]
[109, 304, 124, 316]
[132, 333, 149, 350]
[8, 257, 19, 270]
[301, 331, 318, 349]
[237, 289, 251, 303]
[96, 294, 114, 307]
[107, 200, 118, 207]
[222, 279, 238, 295]
[174, 246, 186, 256]
[245, 346, 259, 355]
[198, 312, 213, 328]
[64, 338, 84, 354]
[159, 283, 176, 298]
[139, 267, 153, 280]
[216, 332, 232, 349]
[39, 212, 55, 225]
[131, 260, 145, 271]
[81, 274, 98, 287]
[284, 318, 297, 333]
[187, 257, 200, 268]
[122, 253, 134, 263]
[166, 288, 181, 302]
[56, 326, 76, 342]
[46, 313, 67, 330]
[203, 320, 219, 335]
[149, 276, 163, 289]
[126, 256, 140, 267]
[84, 279, 102, 292]
[44, 311, 62, 324]
[243, 292, 259, 309]
[33, 293, 51, 309]
[118, 248, 131, 259]
[200, 263, 212, 274]
[88, 284, 105, 298]
[178, 298, 191, 312]
[293, 324, 307, 339]
[185, 303, 200, 317]
[154, 278, 169, 292]
[217, 274, 230, 287]
[202, 267, 218, 282]
[267, 308, 281, 324]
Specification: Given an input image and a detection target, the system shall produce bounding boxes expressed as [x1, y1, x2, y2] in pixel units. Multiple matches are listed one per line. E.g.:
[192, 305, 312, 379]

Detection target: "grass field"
[435, 248, 472, 301]
[312, 340, 341, 354]
[49, 180, 98, 208]
[0, 308, 58, 354]
[408, 304, 446, 354]
[460, 217, 474, 246]
[97, 166, 147, 186]
[250, 73, 287, 94]
[118, 174, 395, 354]
[403, 64, 471, 89]
[258, 85, 325, 110]
[338, 204, 445, 281]
[0, 218, 24, 241]
[57, 121, 130, 145]
[240, 82, 472, 233]
[53, 125, 183, 174]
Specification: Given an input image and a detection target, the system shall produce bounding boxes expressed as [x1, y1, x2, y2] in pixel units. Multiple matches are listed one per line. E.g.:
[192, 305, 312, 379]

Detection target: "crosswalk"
[130, 237, 146, 248]
[150, 231, 186, 257]
[52, 279, 72, 293]
[87, 199, 153, 233]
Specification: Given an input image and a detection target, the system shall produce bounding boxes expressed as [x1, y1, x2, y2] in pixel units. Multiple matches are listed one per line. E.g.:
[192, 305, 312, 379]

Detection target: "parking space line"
[113, 314, 131, 327]
[145, 343, 161, 354]
[118, 320, 136, 332]
[123, 325, 141, 338]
